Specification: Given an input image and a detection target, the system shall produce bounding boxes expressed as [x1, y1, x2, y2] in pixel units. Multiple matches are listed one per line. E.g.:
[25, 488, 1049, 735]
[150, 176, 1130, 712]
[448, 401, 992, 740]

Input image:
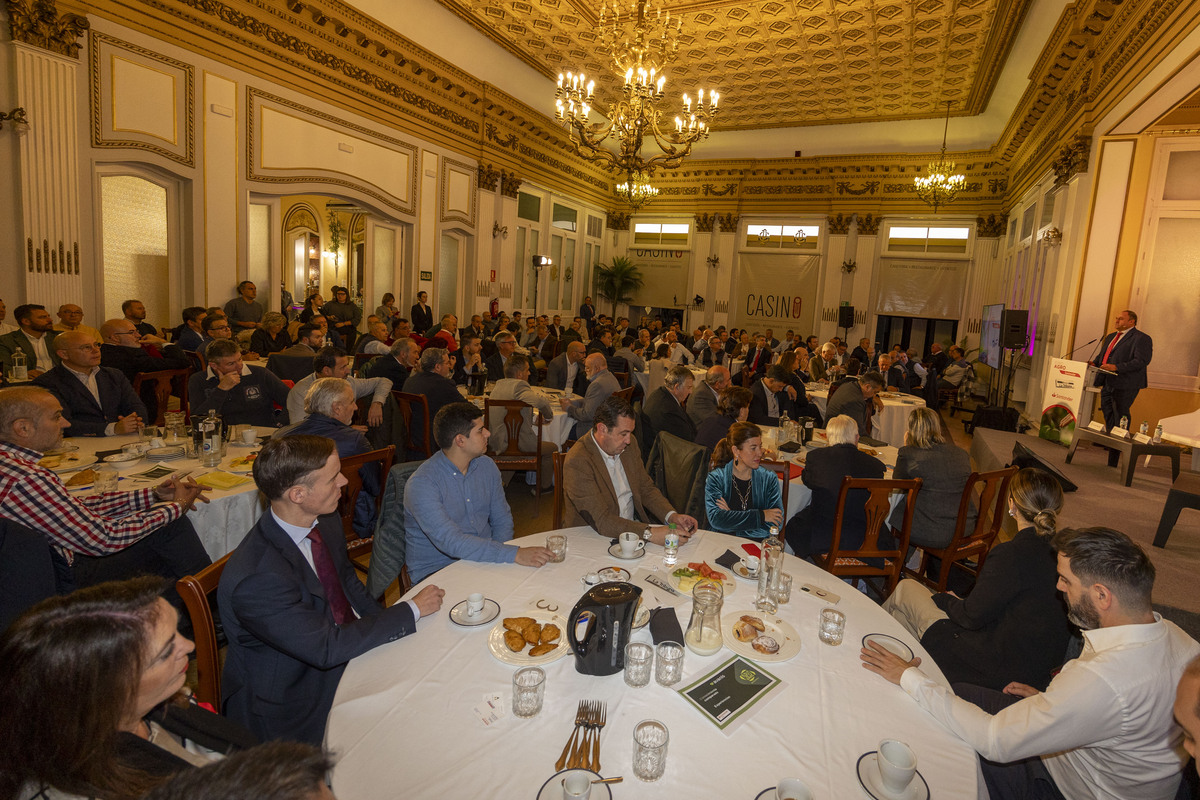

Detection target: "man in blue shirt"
[404, 402, 552, 583]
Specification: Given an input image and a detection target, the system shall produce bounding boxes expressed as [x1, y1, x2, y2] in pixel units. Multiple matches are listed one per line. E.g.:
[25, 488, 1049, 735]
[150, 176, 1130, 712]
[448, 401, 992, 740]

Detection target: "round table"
[806, 387, 926, 448]
[325, 527, 981, 799]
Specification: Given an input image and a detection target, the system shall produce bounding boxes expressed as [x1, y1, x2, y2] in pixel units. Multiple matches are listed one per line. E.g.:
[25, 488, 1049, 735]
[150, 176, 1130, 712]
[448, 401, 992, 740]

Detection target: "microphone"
[1061, 336, 1098, 360]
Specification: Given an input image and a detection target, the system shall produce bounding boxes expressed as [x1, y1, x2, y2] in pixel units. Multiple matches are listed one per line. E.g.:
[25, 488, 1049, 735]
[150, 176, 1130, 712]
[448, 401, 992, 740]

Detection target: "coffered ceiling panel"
[434, 0, 1032, 130]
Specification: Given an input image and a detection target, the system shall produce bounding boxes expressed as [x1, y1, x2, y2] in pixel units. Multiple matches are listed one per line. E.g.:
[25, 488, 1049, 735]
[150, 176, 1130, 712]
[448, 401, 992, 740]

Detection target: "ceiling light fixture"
[914, 101, 966, 213]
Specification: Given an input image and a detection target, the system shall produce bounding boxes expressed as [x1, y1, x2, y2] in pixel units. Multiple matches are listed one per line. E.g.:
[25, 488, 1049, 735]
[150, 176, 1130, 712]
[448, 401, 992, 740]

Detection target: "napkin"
[714, 549, 741, 570]
[649, 607, 685, 645]
[195, 471, 253, 491]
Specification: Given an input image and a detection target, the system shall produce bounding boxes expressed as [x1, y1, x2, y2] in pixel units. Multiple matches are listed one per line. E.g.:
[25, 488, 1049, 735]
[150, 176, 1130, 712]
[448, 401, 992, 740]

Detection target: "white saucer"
[448, 598, 500, 627]
[597, 566, 631, 582]
[862, 633, 914, 662]
[855, 753, 929, 800]
[732, 562, 761, 582]
[103, 452, 142, 463]
[535, 769, 611, 800]
[608, 541, 645, 560]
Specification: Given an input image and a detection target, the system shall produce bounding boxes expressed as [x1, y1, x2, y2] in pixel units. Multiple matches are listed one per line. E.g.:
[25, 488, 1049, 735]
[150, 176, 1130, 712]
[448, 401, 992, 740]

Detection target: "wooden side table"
[1066, 427, 1181, 487]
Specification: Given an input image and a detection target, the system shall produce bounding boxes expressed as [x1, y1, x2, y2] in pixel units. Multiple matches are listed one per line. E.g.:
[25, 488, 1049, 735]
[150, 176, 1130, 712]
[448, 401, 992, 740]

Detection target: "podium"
[1037, 359, 1095, 446]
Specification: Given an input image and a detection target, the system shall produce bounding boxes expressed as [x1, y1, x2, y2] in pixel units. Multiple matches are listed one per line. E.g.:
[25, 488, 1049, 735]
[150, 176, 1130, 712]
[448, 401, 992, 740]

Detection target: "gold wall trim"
[6, 0, 89, 58]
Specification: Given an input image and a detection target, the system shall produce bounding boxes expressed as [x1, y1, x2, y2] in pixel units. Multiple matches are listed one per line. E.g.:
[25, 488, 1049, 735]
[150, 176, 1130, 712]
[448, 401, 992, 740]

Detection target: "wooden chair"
[484, 398, 548, 510]
[176, 553, 232, 708]
[552, 451, 567, 529]
[132, 368, 190, 426]
[336, 446, 396, 576]
[392, 391, 433, 459]
[353, 352, 376, 375]
[811, 477, 922, 602]
[185, 349, 206, 374]
[903, 466, 1017, 592]
[613, 386, 635, 403]
[760, 459, 793, 523]
[612, 370, 630, 389]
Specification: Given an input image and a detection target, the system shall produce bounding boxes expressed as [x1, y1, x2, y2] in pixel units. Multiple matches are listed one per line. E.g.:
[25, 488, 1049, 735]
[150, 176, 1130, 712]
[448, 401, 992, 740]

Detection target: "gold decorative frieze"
[606, 211, 631, 231]
[499, 169, 522, 198]
[976, 214, 1008, 238]
[1051, 134, 1091, 186]
[827, 213, 852, 235]
[856, 213, 879, 236]
[477, 163, 500, 192]
[6, 0, 89, 58]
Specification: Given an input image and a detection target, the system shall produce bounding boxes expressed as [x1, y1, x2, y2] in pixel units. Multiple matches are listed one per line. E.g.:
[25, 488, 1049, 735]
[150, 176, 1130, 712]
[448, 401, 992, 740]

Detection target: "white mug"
[466, 592, 485, 616]
[618, 531, 640, 556]
[878, 739, 917, 794]
[241, 428, 257, 444]
[562, 771, 591, 799]
[776, 778, 813, 800]
[740, 554, 760, 575]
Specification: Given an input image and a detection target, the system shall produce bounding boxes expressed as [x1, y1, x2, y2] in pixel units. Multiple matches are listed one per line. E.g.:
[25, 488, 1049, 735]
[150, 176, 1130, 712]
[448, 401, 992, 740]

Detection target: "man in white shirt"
[863, 526, 1200, 800]
[1176, 656, 1200, 775]
[286, 346, 391, 425]
[664, 331, 693, 365]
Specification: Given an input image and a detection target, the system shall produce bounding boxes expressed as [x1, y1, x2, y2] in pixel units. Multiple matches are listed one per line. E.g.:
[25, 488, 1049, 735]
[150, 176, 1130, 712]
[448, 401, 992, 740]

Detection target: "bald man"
[559, 352, 620, 438]
[546, 339, 588, 395]
[33, 330, 146, 436]
[52, 304, 102, 343]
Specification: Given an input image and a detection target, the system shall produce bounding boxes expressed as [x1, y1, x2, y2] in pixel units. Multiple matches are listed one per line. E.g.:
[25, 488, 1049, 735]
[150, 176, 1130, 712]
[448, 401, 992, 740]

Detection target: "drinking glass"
[511, 666, 545, 718]
[546, 534, 567, 563]
[818, 608, 845, 646]
[632, 719, 669, 781]
[624, 642, 652, 688]
[654, 641, 684, 687]
[772, 572, 793, 605]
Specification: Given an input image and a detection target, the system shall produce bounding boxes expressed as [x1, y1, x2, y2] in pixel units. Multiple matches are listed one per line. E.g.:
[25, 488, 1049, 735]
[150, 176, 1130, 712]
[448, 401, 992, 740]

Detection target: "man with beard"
[861, 527, 1199, 800]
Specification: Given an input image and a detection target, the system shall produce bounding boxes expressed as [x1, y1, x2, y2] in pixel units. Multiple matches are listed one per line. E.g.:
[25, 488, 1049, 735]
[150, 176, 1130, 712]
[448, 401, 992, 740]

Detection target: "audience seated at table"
[646, 344, 673, 394]
[698, 334, 728, 367]
[287, 346, 391, 426]
[100, 318, 190, 423]
[0, 386, 210, 614]
[827, 356, 862, 398]
[883, 467, 1072, 692]
[689, 365, 730, 428]
[696, 386, 753, 452]
[488, 354, 554, 491]
[784, 414, 885, 558]
[401, 347, 464, 445]
[224, 281, 265, 338]
[277, 323, 325, 358]
[220, 435, 444, 745]
[274, 378, 381, 536]
[863, 526, 1200, 800]
[485, 331, 518, 384]
[0, 577, 259, 800]
[52, 303, 102, 344]
[747, 365, 799, 426]
[704, 421, 784, 541]
[33, 330, 147, 436]
[404, 402, 552, 584]
[452, 337, 486, 387]
[878, 353, 910, 393]
[808, 342, 843, 384]
[248, 312, 292, 356]
[640, 364, 697, 451]
[142, 741, 333, 800]
[824, 371, 884, 437]
[559, 353, 620, 438]
[353, 319, 391, 357]
[174, 306, 207, 352]
[887, 407, 974, 550]
[938, 346, 972, 391]
[612, 335, 644, 374]
[189, 339, 290, 428]
[562, 396, 698, 545]
[363, 336, 417, 388]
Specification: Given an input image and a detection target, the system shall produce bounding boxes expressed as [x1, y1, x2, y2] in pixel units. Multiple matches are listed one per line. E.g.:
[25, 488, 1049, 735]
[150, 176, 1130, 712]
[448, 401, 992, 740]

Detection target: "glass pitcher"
[684, 579, 724, 656]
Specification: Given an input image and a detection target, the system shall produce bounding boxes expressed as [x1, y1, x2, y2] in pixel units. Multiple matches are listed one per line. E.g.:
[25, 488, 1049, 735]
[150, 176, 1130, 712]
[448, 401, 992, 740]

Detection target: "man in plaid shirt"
[0, 386, 210, 608]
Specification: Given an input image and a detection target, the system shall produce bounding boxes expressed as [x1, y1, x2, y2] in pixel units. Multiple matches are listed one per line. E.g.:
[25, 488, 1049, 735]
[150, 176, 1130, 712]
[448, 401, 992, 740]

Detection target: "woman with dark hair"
[321, 286, 362, 351]
[882, 468, 1073, 690]
[0, 577, 256, 800]
[695, 386, 753, 451]
[297, 293, 324, 324]
[704, 421, 784, 540]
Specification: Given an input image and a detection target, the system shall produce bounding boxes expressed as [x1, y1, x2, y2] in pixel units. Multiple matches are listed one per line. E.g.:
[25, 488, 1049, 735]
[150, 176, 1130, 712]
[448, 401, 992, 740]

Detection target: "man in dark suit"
[1090, 309, 1153, 434]
[33, 331, 147, 436]
[364, 336, 418, 387]
[740, 334, 773, 382]
[878, 353, 909, 392]
[688, 365, 729, 427]
[99, 318, 190, 423]
[547, 315, 565, 340]
[784, 414, 885, 558]
[748, 366, 799, 426]
[559, 353, 620, 438]
[484, 332, 518, 383]
[0, 304, 60, 377]
[219, 434, 444, 745]
[545, 340, 588, 394]
[527, 323, 557, 368]
[459, 314, 486, 342]
[586, 327, 615, 358]
[562, 396, 698, 543]
[825, 371, 885, 437]
[641, 365, 697, 450]
[401, 347, 464, 448]
[579, 296, 596, 328]
[409, 290, 433, 334]
[699, 336, 727, 368]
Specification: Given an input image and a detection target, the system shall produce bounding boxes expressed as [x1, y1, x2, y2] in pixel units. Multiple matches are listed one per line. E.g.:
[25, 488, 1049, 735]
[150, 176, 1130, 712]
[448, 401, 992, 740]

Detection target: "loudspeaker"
[838, 305, 855, 329]
[1001, 309, 1028, 348]
[1010, 441, 1079, 492]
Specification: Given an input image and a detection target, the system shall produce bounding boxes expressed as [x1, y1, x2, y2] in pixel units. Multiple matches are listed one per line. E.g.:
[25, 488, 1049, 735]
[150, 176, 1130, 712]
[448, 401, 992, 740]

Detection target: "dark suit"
[698, 347, 726, 368]
[742, 347, 772, 380]
[641, 386, 697, 452]
[100, 342, 189, 423]
[1090, 327, 1153, 429]
[850, 346, 870, 367]
[565, 369, 620, 438]
[784, 443, 885, 557]
[545, 353, 588, 395]
[825, 380, 870, 436]
[562, 434, 674, 539]
[219, 512, 416, 745]
[410, 303, 433, 334]
[586, 338, 613, 357]
[888, 442, 974, 549]
[363, 354, 410, 388]
[0, 330, 59, 374]
[401, 370, 463, 442]
[687, 381, 720, 427]
[579, 303, 595, 325]
[747, 380, 797, 426]
[884, 363, 909, 392]
[33, 365, 147, 436]
[484, 352, 509, 383]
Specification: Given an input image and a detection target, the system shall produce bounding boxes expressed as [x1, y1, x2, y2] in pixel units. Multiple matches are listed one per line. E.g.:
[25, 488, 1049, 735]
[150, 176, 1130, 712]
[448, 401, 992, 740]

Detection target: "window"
[517, 192, 541, 222]
[884, 225, 971, 255]
[743, 223, 820, 251]
[633, 222, 690, 246]
[552, 203, 577, 232]
[586, 214, 603, 238]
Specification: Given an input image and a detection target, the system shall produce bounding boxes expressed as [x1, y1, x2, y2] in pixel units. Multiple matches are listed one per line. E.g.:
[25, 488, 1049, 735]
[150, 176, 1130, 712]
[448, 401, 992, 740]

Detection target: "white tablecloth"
[1159, 408, 1200, 470]
[807, 387, 925, 448]
[62, 430, 268, 560]
[326, 527, 980, 799]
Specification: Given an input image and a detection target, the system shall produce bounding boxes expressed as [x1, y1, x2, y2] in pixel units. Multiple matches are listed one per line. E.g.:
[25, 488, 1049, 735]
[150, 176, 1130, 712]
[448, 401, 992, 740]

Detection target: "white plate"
[721, 612, 801, 662]
[225, 456, 259, 474]
[668, 567, 736, 597]
[535, 770, 611, 800]
[855, 753, 930, 800]
[632, 601, 651, 629]
[103, 452, 142, 463]
[596, 566, 631, 582]
[862, 633, 914, 662]
[229, 440, 262, 448]
[448, 598, 500, 627]
[487, 614, 569, 666]
[38, 453, 97, 474]
[732, 562, 761, 582]
[607, 541, 646, 560]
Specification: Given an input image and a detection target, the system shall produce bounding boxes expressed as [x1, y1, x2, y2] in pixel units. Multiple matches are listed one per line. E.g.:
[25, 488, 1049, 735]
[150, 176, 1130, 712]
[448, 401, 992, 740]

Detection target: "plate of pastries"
[487, 614, 569, 666]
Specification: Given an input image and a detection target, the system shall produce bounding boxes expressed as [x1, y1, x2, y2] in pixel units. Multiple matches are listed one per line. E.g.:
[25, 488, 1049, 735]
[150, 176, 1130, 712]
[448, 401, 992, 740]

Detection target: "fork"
[555, 701, 587, 772]
[590, 702, 607, 772]
[570, 702, 597, 769]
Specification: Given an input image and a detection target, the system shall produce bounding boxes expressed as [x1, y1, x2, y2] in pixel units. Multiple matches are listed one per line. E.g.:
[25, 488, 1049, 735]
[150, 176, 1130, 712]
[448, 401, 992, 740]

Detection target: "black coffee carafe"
[566, 582, 642, 676]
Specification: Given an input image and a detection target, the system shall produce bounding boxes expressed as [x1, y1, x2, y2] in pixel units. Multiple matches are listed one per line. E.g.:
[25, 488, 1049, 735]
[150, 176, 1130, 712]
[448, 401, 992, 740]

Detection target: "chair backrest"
[132, 368, 190, 426]
[484, 397, 540, 457]
[185, 349, 206, 374]
[958, 466, 1017, 543]
[829, 477, 922, 559]
[613, 386, 635, 403]
[0, 518, 64, 633]
[176, 553, 232, 708]
[336, 446, 397, 541]
[552, 451, 567, 529]
[392, 391, 433, 459]
[612, 370, 630, 388]
[266, 353, 315, 384]
[353, 352, 376, 375]
[646, 431, 709, 524]
[759, 459, 792, 522]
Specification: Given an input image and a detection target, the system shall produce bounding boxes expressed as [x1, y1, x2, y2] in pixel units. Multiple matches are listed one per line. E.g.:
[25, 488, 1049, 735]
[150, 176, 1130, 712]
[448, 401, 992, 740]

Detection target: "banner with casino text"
[731, 253, 820, 334]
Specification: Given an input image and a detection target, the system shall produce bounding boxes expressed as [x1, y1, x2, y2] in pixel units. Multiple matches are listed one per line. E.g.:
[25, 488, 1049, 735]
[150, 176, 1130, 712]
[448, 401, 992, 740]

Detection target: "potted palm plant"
[594, 256, 645, 318]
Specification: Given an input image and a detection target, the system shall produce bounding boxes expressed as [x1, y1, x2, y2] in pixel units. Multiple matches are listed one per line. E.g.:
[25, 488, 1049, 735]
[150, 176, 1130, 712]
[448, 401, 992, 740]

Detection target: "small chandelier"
[914, 101, 966, 212]
[615, 170, 658, 210]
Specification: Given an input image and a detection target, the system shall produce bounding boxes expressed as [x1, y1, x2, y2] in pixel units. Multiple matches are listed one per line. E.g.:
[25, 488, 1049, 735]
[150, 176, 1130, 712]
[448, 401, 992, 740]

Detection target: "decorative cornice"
[477, 163, 500, 192]
[856, 213, 880, 236]
[498, 169, 522, 198]
[694, 213, 717, 234]
[1051, 134, 1091, 186]
[606, 212, 630, 232]
[6, 0, 89, 58]
[976, 213, 1008, 238]
[827, 213, 852, 235]
[716, 213, 739, 233]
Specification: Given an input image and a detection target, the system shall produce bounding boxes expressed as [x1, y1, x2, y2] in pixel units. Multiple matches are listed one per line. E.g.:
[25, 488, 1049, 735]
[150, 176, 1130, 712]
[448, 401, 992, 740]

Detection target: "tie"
[306, 528, 353, 625]
[1101, 331, 1123, 364]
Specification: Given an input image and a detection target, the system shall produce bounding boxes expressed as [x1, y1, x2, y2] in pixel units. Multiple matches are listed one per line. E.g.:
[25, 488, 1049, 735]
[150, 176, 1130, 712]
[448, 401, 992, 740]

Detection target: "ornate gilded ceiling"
[434, 0, 1033, 130]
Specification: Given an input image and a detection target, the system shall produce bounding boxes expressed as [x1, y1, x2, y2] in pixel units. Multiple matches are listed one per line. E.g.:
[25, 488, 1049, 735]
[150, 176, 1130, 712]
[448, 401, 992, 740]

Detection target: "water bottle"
[200, 410, 223, 467]
[663, 522, 679, 567]
[1139, 420, 1149, 436]
[755, 526, 782, 614]
[10, 350, 26, 381]
[1153, 424, 1163, 444]
[778, 411, 792, 444]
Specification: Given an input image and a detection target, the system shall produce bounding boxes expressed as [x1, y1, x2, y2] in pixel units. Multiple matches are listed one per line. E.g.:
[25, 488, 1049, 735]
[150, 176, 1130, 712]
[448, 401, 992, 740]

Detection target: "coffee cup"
[618, 531, 641, 556]
[776, 778, 813, 800]
[241, 428, 257, 444]
[740, 554, 760, 575]
[561, 771, 591, 799]
[466, 592, 485, 616]
[877, 739, 917, 794]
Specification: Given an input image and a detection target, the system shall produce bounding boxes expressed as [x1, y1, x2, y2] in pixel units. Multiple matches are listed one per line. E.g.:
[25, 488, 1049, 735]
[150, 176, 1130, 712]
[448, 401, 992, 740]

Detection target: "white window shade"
[731, 253, 820, 332]
[874, 258, 967, 319]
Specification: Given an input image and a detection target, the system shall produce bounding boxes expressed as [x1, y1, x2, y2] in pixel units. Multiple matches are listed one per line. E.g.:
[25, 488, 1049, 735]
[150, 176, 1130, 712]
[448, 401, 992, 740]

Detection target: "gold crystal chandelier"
[554, 0, 719, 204]
[615, 169, 659, 210]
[914, 102, 966, 213]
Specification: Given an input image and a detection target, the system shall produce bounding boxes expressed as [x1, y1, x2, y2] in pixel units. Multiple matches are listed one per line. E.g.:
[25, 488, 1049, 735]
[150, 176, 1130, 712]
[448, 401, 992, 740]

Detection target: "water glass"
[632, 719, 669, 781]
[654, 641, 684, 687]
[772, 572, 793, 605]
[92, 465, 119, 494]
[818, 608, 846, 646]
[546, 534, 567, 563]
[624, 642, 652, 688]
[511, 666, 545, 718]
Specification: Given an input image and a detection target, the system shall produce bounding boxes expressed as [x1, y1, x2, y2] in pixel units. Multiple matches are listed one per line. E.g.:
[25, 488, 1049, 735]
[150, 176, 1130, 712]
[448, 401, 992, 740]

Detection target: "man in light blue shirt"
[404, 402, 553, 583]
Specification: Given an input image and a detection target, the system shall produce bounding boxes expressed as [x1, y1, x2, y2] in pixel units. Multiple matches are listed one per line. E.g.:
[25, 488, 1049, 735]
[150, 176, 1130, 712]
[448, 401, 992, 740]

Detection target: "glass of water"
[624, 642, 653, 688]
[772, 572, 793, 605]
[511, 666, 545, 718]
[546, 534, 567, 563]
[655, 641, 685, 687]
[818, 608, 845, 646]
[632, 719, 669, 781]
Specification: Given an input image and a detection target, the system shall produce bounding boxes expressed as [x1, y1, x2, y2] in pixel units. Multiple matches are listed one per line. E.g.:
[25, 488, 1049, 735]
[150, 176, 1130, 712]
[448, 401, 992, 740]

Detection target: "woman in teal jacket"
[704, 422, 784, 540]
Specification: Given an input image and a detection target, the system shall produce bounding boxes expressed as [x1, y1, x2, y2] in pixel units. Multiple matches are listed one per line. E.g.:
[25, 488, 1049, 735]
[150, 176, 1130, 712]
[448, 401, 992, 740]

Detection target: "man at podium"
[1090, 309, 1153, 433]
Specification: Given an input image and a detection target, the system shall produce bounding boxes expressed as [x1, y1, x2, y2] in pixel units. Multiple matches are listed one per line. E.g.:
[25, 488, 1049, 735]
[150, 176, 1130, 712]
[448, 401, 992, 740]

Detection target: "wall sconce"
[0, 107, 28, 131]
[1041, 227, 1062, 246]
[493, 221, 508, 239]
[706, 254, 720, 269]
[841, 259, 857, 274]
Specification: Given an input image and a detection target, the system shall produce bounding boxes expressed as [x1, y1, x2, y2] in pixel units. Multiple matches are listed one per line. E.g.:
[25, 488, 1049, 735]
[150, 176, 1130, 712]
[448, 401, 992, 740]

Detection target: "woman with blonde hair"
[704, 422, 784, 540]
[889, 406, 973, 549]
[882, 467, 1072, 690]
[249, 311, 292, 356]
